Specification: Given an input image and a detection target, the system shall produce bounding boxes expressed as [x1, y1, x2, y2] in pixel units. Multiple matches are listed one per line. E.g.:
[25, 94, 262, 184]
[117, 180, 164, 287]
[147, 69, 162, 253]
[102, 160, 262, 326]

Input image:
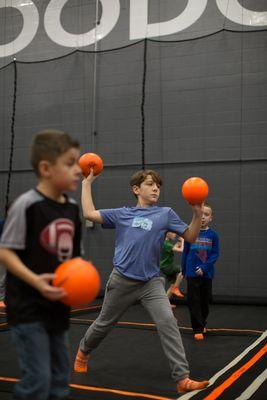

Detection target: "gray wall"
[0, 2, 267, 302]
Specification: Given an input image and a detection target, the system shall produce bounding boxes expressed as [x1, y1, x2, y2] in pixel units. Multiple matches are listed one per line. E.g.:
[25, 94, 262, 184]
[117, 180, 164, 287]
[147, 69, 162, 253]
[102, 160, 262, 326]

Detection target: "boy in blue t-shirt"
[182, 203, 219, 340]
[74, 169, 209, 394]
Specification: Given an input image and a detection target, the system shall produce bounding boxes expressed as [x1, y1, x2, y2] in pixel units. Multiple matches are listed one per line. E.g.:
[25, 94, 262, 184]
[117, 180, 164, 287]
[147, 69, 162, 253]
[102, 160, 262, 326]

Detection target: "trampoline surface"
[0, 302, 266, 400]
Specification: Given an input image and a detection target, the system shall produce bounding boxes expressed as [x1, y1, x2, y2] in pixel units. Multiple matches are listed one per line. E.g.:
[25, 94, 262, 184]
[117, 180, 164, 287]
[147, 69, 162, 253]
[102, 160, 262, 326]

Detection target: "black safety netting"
[0, 29, 267, 301]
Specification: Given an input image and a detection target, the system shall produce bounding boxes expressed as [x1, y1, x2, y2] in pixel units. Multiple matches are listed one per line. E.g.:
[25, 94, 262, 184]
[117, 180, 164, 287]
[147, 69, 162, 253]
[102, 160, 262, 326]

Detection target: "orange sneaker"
[177, 377, 209, 393]
[194, 333, 204, 340]
[74, 349, 90, 373]
[171, 286, 184, 298]
[0, 301, 5, 308]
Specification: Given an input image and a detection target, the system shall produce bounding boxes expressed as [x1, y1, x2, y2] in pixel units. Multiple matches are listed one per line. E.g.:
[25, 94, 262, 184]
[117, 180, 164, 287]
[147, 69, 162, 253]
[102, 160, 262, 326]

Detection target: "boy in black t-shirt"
[0, 130, 82, 400]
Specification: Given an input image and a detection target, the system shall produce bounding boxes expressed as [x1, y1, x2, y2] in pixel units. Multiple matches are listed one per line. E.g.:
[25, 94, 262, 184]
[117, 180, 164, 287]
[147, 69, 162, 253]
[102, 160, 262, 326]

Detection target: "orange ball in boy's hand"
[53, 258, 100, 307]
[78, 152, 103, 177]
[182, 177, 209, 205]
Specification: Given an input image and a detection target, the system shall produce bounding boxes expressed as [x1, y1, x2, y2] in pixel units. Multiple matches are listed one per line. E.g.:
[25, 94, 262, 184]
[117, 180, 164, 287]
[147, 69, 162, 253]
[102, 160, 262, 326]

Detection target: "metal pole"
[91, 0, 100, 150]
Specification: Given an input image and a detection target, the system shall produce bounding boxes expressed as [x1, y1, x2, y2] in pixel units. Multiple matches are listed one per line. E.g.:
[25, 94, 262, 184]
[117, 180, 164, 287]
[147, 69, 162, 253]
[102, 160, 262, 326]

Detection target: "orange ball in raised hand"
[79, 152, 103, 177]
[53, 258, 100, 307]
[182, 177, 209, 205]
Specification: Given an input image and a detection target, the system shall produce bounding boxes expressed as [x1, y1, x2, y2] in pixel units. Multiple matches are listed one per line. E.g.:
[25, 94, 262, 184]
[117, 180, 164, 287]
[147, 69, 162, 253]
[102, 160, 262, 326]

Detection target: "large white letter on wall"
[0, 0, 39, 58]
[44, 0, 120, 47]
[217, 0, 267, 26]
[130, 0, 208, 40]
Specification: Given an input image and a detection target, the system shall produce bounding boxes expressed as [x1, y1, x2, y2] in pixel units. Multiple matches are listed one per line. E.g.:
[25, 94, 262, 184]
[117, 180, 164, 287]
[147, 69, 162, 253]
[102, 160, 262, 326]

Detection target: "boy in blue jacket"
[182, 203, 219, 340]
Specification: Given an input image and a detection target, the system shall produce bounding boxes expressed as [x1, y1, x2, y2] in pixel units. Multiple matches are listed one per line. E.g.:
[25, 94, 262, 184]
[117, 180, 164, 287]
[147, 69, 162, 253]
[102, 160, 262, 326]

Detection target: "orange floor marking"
[70, 383, 173, 400]
[70, 317, 264, 334]
[0, 376, 17, 383]
[71, 304, 102, 313]
[203, 343, 267, 400]
[0, 376, 172, 400]
[70, 317, 157, 328]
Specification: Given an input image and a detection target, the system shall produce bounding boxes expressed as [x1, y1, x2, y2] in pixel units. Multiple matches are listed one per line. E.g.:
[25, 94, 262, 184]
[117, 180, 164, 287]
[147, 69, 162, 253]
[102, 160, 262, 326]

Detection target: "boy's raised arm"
[172, 237, 184, 253]
[183, 203, 204, 243]
[81, 169, 103, 224]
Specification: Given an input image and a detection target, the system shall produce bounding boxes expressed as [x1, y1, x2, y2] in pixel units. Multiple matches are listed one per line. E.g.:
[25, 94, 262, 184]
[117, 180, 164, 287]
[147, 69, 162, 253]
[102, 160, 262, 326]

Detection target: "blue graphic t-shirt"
[181, 228, 219, 279]
[100, 206, 188, 281]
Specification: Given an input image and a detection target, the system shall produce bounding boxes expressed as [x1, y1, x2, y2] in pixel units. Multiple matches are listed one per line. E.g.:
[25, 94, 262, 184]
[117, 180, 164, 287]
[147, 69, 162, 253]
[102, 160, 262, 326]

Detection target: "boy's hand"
[34, 273, 67, 301]
[83, 168, 98, 185]
[196, 267, 203, 276]
[173, 241, 183, 253]
[190, 203, 204, 217]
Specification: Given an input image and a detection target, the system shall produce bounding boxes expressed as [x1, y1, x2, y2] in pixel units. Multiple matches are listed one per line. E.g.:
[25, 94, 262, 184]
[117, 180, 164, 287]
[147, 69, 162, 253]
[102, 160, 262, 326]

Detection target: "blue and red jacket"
[181, 228, 219, 279]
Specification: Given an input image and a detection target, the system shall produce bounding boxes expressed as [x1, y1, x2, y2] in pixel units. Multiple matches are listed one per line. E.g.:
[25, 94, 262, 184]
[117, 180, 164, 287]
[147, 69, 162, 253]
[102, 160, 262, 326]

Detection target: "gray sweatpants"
[80, 269, 189, 382]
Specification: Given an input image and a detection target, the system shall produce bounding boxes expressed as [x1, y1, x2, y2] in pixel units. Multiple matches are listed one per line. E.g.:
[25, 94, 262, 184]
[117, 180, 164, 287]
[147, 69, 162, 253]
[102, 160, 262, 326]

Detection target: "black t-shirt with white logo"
[0, 189, 82, 332]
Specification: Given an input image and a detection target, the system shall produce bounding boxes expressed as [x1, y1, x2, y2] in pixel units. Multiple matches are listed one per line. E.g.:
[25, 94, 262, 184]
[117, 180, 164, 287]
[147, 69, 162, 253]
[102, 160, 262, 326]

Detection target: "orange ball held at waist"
[53, 258, 100, 307]
[78, 152, 103, 177]
[181, 177, 209, 205]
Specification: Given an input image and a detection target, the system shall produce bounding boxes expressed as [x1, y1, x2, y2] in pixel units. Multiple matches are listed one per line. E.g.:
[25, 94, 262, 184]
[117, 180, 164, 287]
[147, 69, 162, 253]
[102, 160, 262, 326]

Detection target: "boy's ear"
[132, 185, 140, 196]
[38, 160, 52, 178]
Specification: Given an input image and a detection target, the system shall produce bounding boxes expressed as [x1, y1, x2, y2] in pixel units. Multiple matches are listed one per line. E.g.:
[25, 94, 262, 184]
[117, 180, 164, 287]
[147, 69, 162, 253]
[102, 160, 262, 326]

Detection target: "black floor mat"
[0, 303, 266, 400]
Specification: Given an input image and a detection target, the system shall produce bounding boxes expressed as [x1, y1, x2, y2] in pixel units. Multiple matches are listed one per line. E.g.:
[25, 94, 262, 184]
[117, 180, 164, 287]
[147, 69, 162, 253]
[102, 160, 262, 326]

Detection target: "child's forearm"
[183, 204, 203, 243]
[81, 180, 103, 223]
[173, 238, 184, 252]
[183, 213, 201, 243]
[0, 248, 68, 301]
[81, 180, 95, 215]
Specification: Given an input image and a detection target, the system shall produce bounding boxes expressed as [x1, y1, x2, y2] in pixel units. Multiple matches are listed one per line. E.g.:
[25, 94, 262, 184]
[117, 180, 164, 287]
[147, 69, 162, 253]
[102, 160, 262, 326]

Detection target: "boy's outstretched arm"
[183, 203, 204, 243]
[0, 248, 66, 301]
[81, 169, 104, 224]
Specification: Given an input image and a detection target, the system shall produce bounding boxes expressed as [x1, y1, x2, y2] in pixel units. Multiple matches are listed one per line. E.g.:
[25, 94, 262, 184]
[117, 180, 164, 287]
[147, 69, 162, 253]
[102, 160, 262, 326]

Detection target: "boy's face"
[133, 175, 160, 206]
[201, 206, 212, 229]
[43, 148, 81, 192]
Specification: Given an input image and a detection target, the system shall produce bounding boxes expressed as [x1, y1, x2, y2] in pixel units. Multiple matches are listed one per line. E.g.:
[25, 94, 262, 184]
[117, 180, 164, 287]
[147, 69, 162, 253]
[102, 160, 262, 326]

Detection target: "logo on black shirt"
[40, 218, 74, 262]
